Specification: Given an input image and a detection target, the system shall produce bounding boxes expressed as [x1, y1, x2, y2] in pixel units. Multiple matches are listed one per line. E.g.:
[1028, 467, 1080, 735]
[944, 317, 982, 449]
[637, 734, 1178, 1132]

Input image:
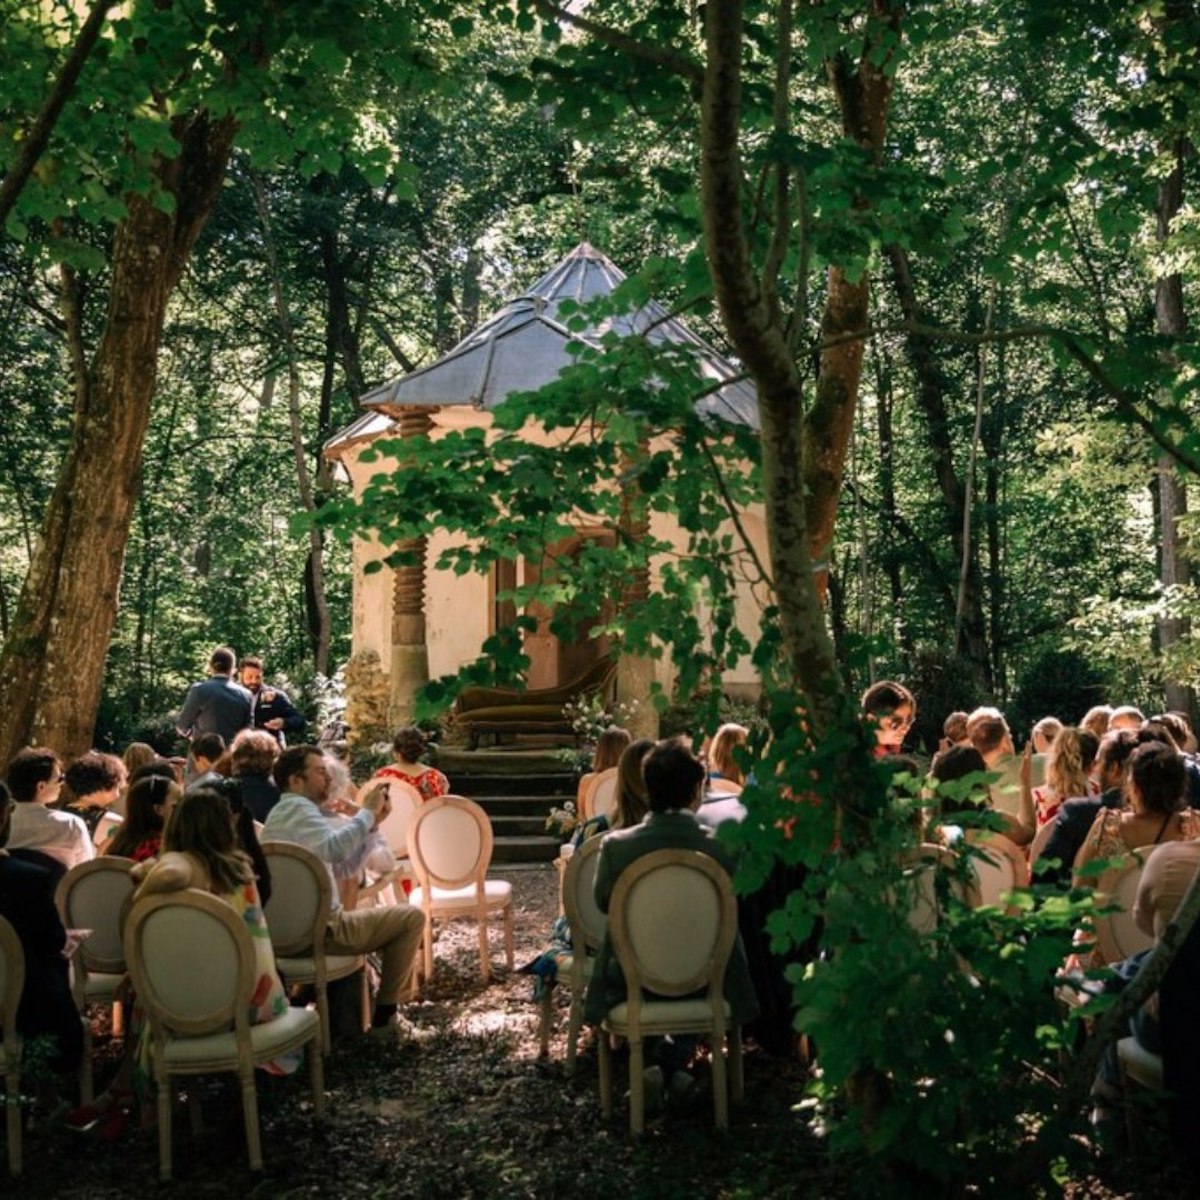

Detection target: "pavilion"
[324, 243, 767, 740]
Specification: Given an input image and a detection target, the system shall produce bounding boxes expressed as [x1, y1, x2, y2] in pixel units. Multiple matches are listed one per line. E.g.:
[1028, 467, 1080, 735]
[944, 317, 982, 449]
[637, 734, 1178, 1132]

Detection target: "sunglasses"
[880, 715, 914, 732]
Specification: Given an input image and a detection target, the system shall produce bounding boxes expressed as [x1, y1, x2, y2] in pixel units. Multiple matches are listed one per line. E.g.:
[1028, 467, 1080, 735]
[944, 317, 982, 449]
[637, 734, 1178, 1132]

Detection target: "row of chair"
[4, 789, 519, 1178]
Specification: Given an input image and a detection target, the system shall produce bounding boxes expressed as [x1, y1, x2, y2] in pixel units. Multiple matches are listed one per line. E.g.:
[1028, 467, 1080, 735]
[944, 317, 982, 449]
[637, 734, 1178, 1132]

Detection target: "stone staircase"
[438, 748, 577, 866]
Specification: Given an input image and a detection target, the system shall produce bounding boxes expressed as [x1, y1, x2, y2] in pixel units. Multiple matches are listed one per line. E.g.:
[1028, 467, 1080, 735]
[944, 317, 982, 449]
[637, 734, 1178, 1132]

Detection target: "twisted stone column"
[388, 406, 434, 725]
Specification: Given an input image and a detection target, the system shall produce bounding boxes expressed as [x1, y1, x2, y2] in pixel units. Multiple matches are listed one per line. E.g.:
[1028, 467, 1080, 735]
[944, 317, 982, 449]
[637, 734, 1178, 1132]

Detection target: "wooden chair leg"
[316, 978, 331, 1055]
[157, 1067, 173, 1181]
[79, 1017, 94, 1104]
[598, 1027, 613, 1119]
[309, 1037, 325, 1118]
[422, 916, 435, 983]
[359, 967, 372, 1033]
[566, 991, 584, 1077]
[537, 992, 552, 1058]
[729, 1026, 744, 1104]
[111, 999, 124, 1039]
[239, 1066, 263, 1172]
[477, 907, 491, 984]
[503, 904, 515, 970]
[710, 1027, 729, 1131]
[629, 1037, 645, 1137]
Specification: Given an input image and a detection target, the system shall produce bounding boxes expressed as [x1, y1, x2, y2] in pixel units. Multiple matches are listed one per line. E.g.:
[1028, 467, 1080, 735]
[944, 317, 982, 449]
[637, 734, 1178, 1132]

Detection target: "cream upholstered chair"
[261, 842, 368, 1052]
[124, 889, 324, 1180]
[538, 836, 606, 1071]
[962, 832, 1031, 909]
[579, 769, 618, 823]
[56, 856, 135, 1099]
[1, 916, 24, 1177]
[1092, 849, 1155, 965]
[356, 777, 423, 908]
[598, 849, 743, 1136]
[408, 795, 514, 985]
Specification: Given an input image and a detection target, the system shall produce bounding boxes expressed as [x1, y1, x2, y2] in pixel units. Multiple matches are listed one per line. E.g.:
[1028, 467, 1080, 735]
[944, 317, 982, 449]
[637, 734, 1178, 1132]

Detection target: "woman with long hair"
[1032, 726, 1098, 825]
[103, 775, 180, 862]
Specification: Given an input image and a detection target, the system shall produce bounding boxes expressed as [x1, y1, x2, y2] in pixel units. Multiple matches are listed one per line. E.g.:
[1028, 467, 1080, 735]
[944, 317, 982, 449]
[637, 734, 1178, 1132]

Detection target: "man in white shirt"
[263, 744, 425, 1033]
[5, 746, 95, 871]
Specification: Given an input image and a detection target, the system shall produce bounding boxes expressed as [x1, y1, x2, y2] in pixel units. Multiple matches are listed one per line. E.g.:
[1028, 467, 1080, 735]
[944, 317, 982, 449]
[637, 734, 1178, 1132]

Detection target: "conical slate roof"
[357, 242, 759, 429]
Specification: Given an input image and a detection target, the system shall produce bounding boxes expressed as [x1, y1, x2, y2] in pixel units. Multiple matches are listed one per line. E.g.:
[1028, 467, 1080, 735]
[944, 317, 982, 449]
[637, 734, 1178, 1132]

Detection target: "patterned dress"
[374, 763, 450, 802]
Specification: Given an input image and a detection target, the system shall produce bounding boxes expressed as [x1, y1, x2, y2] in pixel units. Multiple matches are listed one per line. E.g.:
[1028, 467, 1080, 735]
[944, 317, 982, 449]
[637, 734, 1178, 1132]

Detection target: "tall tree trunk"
[0, 110, 235, 762]
[806, 13, 901, 598]
[885, 244, 994, 694]
[1156, 135, 1190, 713]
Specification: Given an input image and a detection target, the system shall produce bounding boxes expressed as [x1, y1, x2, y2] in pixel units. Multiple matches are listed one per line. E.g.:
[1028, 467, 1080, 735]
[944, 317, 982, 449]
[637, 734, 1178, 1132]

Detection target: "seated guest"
[574, 738, 653, 845]
[1081, 705, 1113, 742]
[1030, 717, 1063, 754]
[5, 746, 94, 872]
[0, 781, 83, 1128]
[1110, 705, 1146, 733]
[707, 723, 749, 790]
[263, 745, 426, 1032]
[927, 744, 1035, 847]
[966, 707, 1023, 815]
[58, 750, 126, 840]
[1093, 837, 1200, 1125]
[1074, 741, 1200, 885]
[231, 729, 282, 822]
[104, 775, 180, 862]
[940, 710, 970, 752]
[1033, 727, 1098, 826]
[861, 681, 916, 756]
[584, 737, 758, 1106]
[1035, 729, 1137, 885]
[371, 726, 450, 802]
[186, 732, 226, 790]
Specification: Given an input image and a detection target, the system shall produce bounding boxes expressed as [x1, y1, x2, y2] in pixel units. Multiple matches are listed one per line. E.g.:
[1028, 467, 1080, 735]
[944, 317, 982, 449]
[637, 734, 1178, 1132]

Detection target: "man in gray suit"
[177, 646, 253, 746]
[585, 737, 758, 1108]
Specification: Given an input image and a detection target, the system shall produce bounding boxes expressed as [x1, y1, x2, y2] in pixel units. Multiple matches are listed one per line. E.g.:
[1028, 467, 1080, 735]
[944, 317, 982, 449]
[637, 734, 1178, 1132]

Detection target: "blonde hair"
[1031, 716, 1063, 751]
[1046, 727, 1089, 800]
[593, 727, 632, 773]
[709, 723, 749, 785]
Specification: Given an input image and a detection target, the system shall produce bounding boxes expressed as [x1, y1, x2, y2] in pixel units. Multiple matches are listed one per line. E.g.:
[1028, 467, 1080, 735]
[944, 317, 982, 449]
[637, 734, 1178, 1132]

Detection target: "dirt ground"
[11, 867, 1189, 1198]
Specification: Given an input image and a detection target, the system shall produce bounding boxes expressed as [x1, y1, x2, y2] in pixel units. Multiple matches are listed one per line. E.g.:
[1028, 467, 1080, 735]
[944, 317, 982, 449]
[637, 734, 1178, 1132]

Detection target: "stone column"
[388, 406, 434, 725]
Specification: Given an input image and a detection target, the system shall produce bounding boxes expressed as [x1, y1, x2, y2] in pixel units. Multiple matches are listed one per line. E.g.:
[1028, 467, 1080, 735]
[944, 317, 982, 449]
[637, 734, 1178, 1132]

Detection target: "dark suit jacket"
[0, 852, 82, 1069]
[251, 686, 306, 744]
[584, 810, 759, 1026]
[1039, 788, 1123, 885]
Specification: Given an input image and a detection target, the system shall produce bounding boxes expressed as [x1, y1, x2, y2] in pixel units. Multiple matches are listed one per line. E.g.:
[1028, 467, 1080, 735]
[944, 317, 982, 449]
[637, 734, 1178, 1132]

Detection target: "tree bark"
[805, 4, 902, 599]
[0, 111, 235, 762]
[700, 0, 839, 722]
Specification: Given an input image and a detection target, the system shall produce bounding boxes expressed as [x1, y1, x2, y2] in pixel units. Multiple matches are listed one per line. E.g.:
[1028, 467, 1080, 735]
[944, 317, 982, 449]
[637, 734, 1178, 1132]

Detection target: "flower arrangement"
[558, 694, 642, 773]
[545, 799, 578, 838]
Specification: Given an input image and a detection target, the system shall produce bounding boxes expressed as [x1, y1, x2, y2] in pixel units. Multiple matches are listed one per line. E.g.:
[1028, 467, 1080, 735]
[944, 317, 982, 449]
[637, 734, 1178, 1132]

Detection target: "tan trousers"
[326, 902, 426, 1005]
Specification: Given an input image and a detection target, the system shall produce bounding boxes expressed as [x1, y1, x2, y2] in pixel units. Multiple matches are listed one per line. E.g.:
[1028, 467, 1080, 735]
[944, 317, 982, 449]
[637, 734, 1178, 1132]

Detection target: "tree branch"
[0, 0, 116, 232]
[530, 0, 703, 84]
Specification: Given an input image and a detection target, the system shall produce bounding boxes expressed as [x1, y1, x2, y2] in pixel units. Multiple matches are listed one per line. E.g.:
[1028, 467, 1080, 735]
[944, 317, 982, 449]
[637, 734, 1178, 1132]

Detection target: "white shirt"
[8, 802, 96, 870]
[261, 791, 373, 912]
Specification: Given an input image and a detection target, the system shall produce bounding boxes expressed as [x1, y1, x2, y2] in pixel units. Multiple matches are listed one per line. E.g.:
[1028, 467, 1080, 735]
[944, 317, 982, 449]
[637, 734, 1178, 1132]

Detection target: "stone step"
[491, 834, 562, 865]
[490, 813, 557, 838]
[444, 772, 578, 797]
[469, 794, 571, 818]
